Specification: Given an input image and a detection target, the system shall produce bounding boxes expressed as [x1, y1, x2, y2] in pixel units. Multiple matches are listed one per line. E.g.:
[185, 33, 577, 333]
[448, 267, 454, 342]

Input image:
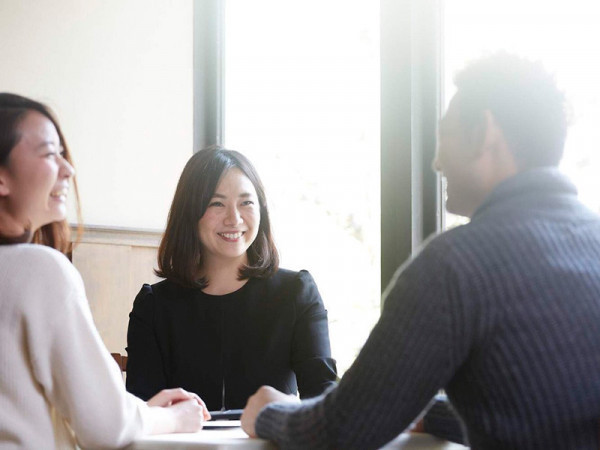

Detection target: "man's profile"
[241, 52, 600, 450]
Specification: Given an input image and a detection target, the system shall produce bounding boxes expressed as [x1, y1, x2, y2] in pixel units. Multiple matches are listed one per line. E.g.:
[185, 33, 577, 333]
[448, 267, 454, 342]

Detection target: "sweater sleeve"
[26, 250, 152, 449]
[126, 284, 168, 401]
[255, 237, 470, 449]
[291, 271, 338, 399]
[422, 394, 467, 444]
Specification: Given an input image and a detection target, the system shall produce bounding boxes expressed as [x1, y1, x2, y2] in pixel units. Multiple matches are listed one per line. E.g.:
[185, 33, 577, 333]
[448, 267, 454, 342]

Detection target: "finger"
[240, 409, 256, 438]
[147, 390, 171, 407]
[149, 388, 193, 407]
[181, 392, 210, 420]
[189, 392, 208, 409]
[187, 400, 209, 429]
[191, 400, 210, 422]
[167, 388, 196, 403]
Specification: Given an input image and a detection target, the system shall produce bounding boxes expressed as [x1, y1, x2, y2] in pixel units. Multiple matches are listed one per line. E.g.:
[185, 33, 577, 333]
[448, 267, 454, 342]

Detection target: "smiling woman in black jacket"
[126, 147, 337, 411]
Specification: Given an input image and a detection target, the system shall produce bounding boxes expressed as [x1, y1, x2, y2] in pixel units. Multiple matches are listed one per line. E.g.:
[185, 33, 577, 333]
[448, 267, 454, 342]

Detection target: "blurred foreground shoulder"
[0, 244, 85, 308]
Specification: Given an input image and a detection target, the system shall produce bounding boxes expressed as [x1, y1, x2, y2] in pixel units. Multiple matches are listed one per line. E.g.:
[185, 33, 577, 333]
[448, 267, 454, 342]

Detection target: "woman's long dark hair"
[0, 93, 82, 253]
[156, 146, 279, 288]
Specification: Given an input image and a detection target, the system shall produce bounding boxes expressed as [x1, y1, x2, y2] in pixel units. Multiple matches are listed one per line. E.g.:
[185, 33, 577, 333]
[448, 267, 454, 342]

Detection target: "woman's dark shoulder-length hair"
[0, 93, 81, 254]
[156, 145, 279, 288]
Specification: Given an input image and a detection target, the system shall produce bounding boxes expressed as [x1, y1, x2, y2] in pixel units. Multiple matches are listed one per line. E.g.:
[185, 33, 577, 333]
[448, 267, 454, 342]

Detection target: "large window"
[223, 0, 380, 374]
[443, 0, 600, 228]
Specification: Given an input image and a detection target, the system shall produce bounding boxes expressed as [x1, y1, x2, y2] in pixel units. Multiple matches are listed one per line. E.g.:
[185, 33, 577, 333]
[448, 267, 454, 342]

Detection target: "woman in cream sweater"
[0, 93, 210, 449]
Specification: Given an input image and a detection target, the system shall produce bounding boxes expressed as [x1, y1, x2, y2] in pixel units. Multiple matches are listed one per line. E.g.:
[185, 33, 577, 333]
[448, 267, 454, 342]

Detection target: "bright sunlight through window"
[224, 0, 381, 375]
[443, 0, 600, 229]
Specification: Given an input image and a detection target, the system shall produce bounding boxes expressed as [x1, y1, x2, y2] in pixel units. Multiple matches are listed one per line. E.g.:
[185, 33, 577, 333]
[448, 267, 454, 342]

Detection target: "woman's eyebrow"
[34, 140, 59, 150]
[211, 192, 254, 199]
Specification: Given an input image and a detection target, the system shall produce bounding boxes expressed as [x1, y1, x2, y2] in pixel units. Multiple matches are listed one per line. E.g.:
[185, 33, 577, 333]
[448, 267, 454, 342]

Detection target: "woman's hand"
[148, 388, 207, 411]
[241, 386, 299, 437]
[147, 388, 211, 434]
[167, 398, 208, 433]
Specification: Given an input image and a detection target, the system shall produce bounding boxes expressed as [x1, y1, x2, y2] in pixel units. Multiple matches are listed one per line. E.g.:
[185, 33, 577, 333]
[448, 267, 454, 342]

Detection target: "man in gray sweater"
[241, 52, 600, 449]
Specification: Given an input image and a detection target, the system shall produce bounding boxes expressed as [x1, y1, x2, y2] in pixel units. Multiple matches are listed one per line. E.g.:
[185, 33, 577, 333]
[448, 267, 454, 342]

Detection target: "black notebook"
[208, 409, 243, 421]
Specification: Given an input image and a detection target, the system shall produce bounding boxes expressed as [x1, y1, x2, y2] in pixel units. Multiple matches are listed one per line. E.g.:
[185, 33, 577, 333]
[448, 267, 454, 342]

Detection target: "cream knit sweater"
[0, 244, 151, 449]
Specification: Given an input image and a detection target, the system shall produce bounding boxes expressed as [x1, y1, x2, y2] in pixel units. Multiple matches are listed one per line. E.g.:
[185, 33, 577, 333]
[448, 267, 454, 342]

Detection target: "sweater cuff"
[130, 394, 154, 436]
[255, 402, 298, 439]
[255, 396, 330, 449]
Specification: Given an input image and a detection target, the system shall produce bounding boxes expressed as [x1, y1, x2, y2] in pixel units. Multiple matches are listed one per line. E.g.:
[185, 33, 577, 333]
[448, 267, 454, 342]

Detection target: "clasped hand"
[241, 386, 300, 437]
[148, 388, 212, 433]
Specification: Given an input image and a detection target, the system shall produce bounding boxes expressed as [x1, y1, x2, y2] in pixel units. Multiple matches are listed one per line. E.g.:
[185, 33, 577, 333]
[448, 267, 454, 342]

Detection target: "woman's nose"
[224, 207, 243, 225]
[60, 156, 75, 179]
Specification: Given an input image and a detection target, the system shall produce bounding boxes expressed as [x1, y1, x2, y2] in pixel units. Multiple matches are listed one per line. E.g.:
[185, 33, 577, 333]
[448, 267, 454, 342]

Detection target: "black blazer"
[126, 269, 337, 410]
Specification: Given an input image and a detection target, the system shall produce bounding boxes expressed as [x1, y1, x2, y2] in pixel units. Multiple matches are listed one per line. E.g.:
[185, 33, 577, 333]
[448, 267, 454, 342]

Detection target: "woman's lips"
[218, 231, 245, 242]
[50, 188, 68, 202]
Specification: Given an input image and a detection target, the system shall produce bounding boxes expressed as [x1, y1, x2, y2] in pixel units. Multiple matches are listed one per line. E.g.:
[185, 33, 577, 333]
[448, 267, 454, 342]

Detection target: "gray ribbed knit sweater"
[255, 168, 600, 449]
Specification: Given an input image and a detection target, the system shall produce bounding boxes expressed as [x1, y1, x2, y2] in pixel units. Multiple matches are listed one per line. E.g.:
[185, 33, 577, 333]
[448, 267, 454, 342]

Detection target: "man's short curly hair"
[454, 52, 568, 169]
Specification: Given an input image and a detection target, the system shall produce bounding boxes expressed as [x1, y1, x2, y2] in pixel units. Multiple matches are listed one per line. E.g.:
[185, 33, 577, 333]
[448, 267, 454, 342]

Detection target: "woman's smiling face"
[198, 168, 261, 267]
[0, 110, 74, 233]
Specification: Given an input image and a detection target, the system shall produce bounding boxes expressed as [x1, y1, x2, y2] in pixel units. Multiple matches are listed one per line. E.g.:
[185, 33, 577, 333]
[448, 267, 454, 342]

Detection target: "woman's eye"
[242, 200, 255, 206]
[209, 201, 224, 207]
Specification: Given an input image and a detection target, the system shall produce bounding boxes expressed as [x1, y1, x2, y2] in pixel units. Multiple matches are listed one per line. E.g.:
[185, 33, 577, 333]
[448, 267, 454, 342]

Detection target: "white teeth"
[50, 189, 68, 198]
[220, 232, 243, 240]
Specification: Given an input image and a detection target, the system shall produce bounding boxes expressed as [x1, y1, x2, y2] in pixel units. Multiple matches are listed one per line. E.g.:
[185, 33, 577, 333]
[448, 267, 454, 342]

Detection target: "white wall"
[0, 0, 193, 229]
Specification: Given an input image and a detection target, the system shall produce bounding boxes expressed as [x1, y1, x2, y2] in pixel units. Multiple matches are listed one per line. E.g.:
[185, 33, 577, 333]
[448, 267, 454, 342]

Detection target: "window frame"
[380, 0, 442, 292]
[194, 0, 443, 297]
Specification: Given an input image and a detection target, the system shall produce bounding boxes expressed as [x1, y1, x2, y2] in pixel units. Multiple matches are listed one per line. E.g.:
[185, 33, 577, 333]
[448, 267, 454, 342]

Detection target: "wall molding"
[69, 224, 163, 353]
[70, 224, 163, 248]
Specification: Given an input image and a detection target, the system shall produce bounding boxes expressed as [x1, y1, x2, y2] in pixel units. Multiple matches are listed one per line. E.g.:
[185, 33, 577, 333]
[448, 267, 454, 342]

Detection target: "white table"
[382, 432, 469, 449]
[125, 421, 469, 449]
[125, 421, 275, 450]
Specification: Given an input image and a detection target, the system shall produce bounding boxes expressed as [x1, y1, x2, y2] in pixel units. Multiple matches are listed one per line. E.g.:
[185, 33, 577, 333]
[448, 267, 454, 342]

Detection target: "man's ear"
[464, 112, 488, 160]
[0, 168, 11, 197]
[481, 110, 508, 155]
[480, 109, 518, 178]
